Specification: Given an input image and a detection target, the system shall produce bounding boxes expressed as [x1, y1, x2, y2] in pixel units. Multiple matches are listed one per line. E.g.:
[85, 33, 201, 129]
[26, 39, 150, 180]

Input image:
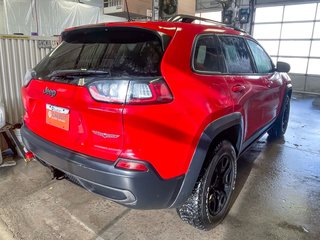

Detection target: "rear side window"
[34, 27, 166, 80]
[219, 36, 254, 74]
[247, 40, 273, 73]
[193, 35, 224, 73]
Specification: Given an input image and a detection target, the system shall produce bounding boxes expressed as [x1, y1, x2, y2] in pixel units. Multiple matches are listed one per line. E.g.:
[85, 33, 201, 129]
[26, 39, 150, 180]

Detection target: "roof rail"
[167, 14, 247, 34]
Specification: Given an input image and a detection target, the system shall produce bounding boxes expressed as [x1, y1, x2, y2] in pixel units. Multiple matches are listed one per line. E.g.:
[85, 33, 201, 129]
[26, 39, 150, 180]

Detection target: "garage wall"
[2, 0, 125, 36]
[0, 0, 5, 34]
[0, 36, 58, 124]
[253, 2, 320, 94]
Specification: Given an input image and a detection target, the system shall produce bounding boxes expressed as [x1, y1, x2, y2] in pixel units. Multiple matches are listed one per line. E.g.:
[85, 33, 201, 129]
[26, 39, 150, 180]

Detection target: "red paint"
[21, 21, 290, 180]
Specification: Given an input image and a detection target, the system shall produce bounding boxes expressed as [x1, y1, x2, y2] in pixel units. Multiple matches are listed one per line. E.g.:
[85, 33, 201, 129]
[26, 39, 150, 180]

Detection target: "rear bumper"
[21, 125, 184, 209]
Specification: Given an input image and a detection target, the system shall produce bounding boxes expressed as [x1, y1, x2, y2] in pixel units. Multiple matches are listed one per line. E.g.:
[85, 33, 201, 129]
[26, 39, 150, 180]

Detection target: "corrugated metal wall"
[0, 35, 58, 124]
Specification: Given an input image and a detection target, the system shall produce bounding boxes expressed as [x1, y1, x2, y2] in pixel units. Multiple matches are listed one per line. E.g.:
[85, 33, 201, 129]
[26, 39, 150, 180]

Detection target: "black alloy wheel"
[268, 95, 291, 138]
[177, 140, 237, 230]
[281, 97, 290, 134]
[207, 154, 234, 216]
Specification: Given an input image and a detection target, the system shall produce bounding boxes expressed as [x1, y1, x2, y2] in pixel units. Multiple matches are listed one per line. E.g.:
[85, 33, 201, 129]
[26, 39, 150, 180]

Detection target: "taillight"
[88, 80, 129, 103]
[115, 159, 149, 172]
[87, 78, 173, 104]
[127, 78, 173, 104]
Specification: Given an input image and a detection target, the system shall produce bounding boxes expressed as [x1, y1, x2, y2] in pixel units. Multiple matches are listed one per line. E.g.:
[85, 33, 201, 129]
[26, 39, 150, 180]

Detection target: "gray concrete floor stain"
[0, 93, 319, 240]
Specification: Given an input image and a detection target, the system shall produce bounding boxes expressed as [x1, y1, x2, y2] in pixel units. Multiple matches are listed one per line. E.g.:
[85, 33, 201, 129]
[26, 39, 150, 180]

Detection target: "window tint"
[247, 40, 273, 73]
[219, 36, 254, 74]
[193, 35, 224, 72]
[35, 41, 163, 80]
[34, 28, 165, 80]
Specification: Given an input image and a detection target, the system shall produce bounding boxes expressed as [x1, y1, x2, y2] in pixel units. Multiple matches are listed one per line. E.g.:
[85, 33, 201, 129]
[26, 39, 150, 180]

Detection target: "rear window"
[34, 27, 167, 80]
[219, 36, 254, 74]
[193, 35, 224, 73]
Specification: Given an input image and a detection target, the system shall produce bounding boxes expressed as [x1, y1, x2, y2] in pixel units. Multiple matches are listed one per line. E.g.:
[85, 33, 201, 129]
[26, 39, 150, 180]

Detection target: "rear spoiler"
[61, 26, 172, 51]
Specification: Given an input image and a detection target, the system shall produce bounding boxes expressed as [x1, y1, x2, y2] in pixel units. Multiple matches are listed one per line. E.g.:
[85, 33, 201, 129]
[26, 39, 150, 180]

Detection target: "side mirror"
[276, 61, 290, 73]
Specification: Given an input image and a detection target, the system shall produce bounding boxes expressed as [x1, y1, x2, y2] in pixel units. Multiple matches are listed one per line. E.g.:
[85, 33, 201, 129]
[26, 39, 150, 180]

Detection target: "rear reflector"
[24, 151, 35, 162]
[115, 159, 148, 172]
[25, 151, 34, 159]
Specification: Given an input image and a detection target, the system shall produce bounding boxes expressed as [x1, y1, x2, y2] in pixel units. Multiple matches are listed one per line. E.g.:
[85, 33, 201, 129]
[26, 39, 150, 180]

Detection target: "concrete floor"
[0, 93, 319, 240]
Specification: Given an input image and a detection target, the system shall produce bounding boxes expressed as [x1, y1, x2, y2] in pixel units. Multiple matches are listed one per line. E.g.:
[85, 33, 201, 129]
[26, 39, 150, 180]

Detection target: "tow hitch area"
[51, 168, 65, 180]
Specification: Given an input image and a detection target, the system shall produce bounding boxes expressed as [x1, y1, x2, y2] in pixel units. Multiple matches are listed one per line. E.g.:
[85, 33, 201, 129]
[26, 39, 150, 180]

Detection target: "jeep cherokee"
[21, 15, 291, 230]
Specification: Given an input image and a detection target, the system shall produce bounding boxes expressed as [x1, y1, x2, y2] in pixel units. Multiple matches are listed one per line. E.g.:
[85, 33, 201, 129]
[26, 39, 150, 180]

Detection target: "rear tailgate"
[22, 80, 124, 161]
[22, 26, 170, 162]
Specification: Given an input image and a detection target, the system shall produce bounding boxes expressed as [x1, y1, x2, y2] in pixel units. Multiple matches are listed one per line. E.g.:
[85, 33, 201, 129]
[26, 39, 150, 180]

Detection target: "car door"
[218, 36, 271, 141]
[246, 39, 283, 126]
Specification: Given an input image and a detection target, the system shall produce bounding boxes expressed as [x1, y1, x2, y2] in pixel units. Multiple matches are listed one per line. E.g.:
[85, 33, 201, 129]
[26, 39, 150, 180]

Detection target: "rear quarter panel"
[121, 26, 233, 179]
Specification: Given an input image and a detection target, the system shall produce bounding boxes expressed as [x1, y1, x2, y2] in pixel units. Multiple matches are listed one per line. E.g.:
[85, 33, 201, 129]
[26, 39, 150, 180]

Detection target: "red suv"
[21, 15, 291, 230]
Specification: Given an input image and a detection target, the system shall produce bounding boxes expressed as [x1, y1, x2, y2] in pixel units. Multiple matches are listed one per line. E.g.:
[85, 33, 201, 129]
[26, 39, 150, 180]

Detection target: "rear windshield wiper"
[48, 69, 110, 79]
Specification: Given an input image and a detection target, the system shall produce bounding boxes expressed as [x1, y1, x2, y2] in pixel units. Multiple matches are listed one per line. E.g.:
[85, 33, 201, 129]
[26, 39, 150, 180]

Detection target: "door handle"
[232, 85, 246, 93]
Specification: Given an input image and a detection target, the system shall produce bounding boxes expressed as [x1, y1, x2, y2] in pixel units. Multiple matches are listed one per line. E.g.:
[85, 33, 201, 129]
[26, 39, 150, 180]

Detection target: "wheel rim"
[208, 154, 234, 216]
[282, 100, 290, 133]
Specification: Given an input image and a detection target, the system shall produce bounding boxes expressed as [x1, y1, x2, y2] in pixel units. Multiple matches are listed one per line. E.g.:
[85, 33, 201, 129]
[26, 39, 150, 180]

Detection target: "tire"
[176, 140, 237, 230]
[268, 95, 290, 139]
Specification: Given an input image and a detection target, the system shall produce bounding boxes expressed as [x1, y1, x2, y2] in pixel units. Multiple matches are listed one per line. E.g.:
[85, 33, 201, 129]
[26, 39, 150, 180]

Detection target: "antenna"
[124, 0, 131, 21]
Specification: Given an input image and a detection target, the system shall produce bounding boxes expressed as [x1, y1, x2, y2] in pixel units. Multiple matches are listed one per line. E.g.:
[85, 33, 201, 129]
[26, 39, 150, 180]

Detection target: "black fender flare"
[170, 112, 243, 208]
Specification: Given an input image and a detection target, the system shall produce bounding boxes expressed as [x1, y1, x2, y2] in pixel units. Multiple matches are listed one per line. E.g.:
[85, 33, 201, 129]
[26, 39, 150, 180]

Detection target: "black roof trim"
[167, 14, 247, 34]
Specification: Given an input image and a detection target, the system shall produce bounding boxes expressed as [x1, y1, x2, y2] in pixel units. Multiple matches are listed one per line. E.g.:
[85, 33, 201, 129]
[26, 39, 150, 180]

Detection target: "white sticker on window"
[197, 45, 207, 65]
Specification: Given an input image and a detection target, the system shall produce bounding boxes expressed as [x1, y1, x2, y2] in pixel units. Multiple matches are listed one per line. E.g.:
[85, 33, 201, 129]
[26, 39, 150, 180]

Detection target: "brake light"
[87, 78, 173, 104]
[115, 159, 149, 172]
[127, 79, 173, 104]
[88, 80, 129, 103]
